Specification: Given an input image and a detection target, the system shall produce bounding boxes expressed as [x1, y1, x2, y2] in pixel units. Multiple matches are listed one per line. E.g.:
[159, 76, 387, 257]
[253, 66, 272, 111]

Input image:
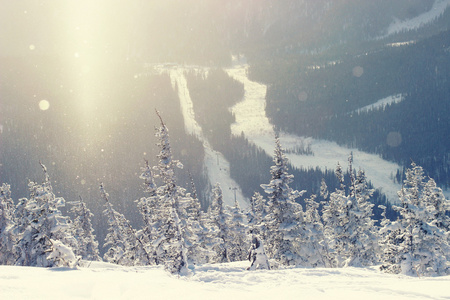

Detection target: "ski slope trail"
[153, 65, 248, 208]
[225, 63, 403, 203]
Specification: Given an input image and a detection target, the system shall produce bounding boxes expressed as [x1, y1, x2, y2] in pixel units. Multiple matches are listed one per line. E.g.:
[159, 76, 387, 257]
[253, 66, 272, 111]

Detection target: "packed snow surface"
[1, 261, 449, 299]
[226, 63, 403, 203]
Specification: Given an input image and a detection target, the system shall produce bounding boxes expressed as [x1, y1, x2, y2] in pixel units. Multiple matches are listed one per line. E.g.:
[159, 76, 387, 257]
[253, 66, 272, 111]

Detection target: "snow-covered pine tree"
[135, 159, 159, 265]
[209, 183, 231, 263]
[247, 191, 265, 237]
[423, 177, 450, 251]
[12, 197, 32, 266]
[69, 197, 101, 261]
[322, 162, 349, 268]
[182, 177, 213, 265]
[379, 211, 404, 274]
[323, 156, 378, 268]
[344, 154, 378, 267]
[301, 194, 330, 268]
[227, 199, 249, 261]
[101, 183, 136, 266]
[0, 183, 17, 265]
[351, 169, 379, 266]
[151, 111, 189, 275]
[15, 163, 77, 267]
[380, 163, 450, 276]
[260, 135, 306, 266]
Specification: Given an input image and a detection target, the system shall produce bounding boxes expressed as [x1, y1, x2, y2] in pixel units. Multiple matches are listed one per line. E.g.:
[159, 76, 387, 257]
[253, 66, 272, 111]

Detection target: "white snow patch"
[226, 62, 403, 203]
[386, 41, 416, 47]
[355, 94, 405, 114]
[379, 0, 450, 39]
[1, 261, 449, 299]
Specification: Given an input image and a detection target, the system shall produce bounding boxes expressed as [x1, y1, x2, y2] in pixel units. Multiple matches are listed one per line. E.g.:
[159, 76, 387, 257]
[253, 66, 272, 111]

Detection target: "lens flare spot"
[39, 100, 50, 111]
[352, 66, 364, 78]
[298, 91, 308, 102]
[387, 131, 402, 147]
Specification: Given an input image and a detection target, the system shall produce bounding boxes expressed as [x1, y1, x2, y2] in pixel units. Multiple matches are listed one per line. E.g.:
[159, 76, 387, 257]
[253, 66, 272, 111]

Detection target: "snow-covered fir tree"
[380, 163, 450, 276]
[15, 163, 77, 267]
[135, 159, 159, 265]
[322, 162, 350, 268]
[101, 183, 137, 266]
[69, 197, 101, 261]
[322, 156, 379, 268]
[352, 169, 379, 265]
[423, 177, 450, 254]
[247, 191, 266, 237]
[0, 183, 17, 265]
[344, 154, 378, 267]
[11, 197, 31, 266]
[209, 183, 232, 263]
[150, 111, 189, 275]
[182, 178, 213, 265]
[227, 199, 249, 261]
[260, 135, 306, 266]
[301, 194, 330, 268]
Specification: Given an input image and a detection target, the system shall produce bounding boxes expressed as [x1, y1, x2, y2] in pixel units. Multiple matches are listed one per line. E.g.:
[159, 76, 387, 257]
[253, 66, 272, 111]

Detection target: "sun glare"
[39, 100, 50, 111]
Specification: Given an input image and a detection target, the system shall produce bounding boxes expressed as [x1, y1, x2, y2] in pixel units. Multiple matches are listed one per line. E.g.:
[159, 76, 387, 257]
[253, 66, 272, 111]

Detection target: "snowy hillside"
[380, 0, 450, 38]
[226, 63, 403, 203]
[1, 261, 449, 300]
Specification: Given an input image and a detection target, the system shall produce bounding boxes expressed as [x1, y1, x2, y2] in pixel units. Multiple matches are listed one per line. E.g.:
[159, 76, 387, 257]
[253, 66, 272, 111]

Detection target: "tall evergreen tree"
[301, 194, 330, 267]
[247, 192, 265, 237]
[15, 163, 77, 267]
[209, 183, 231, 263]
[151, 111, 189, 275]
[323, 156, 378, 268]
[135, 159, 159, 265]
[101, 184, 136, 266]
[344, 154, 378, 267]
[322, 162, 350, 268]
[227, 199, 249, 261]
[183, 182, 213, 265]
[0, 183, 17, 265]
[69, 197, 101, 261]
[260, 135, 306, 266]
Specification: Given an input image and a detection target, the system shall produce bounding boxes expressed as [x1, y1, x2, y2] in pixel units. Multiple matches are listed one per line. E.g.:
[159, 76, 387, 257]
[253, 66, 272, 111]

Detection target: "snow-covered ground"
[226, 63, 403, 203]
[379, 0, 450, 39]
[1, 261, 449, 300]
[153, 65, 248, 209]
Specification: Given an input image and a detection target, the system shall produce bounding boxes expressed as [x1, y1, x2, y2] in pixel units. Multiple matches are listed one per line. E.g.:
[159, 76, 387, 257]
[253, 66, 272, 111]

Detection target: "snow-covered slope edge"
[379, 0, 450, 39]
[355, 94, 404, 114]
[1, 261, 449, 300]
[226, 63, 403, 203]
